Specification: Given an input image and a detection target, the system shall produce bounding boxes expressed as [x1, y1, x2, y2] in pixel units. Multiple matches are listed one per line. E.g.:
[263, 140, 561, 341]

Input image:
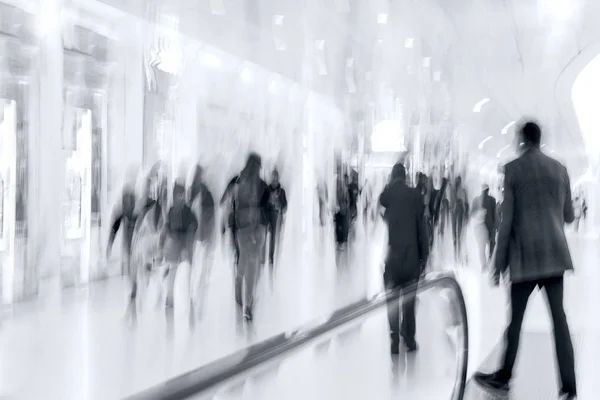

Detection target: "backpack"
[233, 176, 265, 229]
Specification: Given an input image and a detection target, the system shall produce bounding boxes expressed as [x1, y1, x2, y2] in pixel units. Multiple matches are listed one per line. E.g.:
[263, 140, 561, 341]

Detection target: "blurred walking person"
[474, 121, 577, 400]
[107, 184, 138, 315]
[188, 164, 216, 317]
[471, 184, 497, 269]
[230, 153, 269, 321]
[160, 182, 198, 309]
[266, 169, 287, 283]
[379, 163, 429, 354]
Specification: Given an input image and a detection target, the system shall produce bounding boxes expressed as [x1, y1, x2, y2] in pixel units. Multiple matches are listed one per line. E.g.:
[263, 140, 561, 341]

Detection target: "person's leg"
[234, 231, 246, 308]
[498, 281, 537, 380]
[383, 273, 401, 354]
[541, 276, 577, 395]
[400, 279, 418, 350]
[268, 211, 278, 266]
[475, 280, 536, 390]
[242, 226, 266, 320]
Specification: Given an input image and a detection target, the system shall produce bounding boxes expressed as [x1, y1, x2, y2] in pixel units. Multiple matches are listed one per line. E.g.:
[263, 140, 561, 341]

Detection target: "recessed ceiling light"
[478, 136, 493, 150]
[240, 67, 253, 83]
[473, 98, 490, 113]
[315, 40, 326, 50]
[377, 14, 388, 24]
[433, 71, 441, 81]
[422, 57, 431, 68]
[497, 144, 511, 158]
[501, 121, 516, 134]
[404, 38, 415, 48]
[273, 15, 284, 25]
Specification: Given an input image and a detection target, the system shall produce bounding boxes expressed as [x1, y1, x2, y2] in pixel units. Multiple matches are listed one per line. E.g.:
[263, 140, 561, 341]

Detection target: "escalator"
[126, 273, 469, 400]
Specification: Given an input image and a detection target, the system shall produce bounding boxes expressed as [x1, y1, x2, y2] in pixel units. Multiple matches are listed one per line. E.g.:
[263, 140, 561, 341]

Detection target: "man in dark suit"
[474, 122, 577, 399]
[471, 184, 497, 268]
[379, 163, 429, 354]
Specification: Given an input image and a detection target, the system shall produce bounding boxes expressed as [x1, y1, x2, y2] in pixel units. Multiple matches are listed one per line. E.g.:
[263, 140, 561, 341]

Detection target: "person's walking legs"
[542, 277, 577, 396]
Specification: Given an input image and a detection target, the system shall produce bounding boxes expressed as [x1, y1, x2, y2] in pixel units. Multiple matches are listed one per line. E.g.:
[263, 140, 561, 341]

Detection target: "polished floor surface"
[0, 220, 597, 399]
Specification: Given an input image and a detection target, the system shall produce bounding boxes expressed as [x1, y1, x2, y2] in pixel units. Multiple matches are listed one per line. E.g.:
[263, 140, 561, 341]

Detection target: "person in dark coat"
[379, 163, 429, 354]
[471, 184, 497, 268]
[474, 121, 577, 399]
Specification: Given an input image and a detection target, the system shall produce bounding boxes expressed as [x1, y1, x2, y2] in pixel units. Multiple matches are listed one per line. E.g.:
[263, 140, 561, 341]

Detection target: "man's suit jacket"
[495, 148, 575, 282]
[380, 180, 429, 283]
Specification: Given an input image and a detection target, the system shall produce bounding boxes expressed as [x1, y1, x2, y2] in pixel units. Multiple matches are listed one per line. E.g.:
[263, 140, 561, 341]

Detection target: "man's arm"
[107, 211, 123, 257]
[281, 188, 288, 214]
[417, 201, 430, 273]
[563, 168, 575, 224]
[220, 177, 237, 205]
[494, 168, 514, 280]
[379, 186, 390, 208]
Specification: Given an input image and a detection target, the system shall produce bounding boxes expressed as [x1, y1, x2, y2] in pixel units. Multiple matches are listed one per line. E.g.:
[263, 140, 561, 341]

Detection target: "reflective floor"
[0, 221, 597, 399]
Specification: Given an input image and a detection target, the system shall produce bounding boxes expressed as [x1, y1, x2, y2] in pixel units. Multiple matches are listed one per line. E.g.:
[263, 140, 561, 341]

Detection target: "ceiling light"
[501, 121, 516, 134]
[473, 98, 490, 113]
[478, 136, 493, 150]
[240, 67, 253, 84]
[377, 14, 388, 24]
[433, 71, 441, 81]
[273, 15, 284, 25]
[497, 144, 511, 158]
[404, 38, 415, 48]
[201, 52, 222, 68]
[315, 40, 326, 50]
[422, 57, 431, 68]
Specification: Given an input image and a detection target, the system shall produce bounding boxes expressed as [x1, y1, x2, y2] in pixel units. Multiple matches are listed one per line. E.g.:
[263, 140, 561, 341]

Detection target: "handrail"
[125, 272, 469, 400]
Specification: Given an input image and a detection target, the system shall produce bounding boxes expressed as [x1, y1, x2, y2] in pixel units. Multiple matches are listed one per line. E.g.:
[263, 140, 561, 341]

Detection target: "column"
[35, 0, 64, 290]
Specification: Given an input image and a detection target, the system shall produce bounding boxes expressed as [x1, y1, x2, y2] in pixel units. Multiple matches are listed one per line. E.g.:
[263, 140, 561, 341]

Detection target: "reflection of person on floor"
[471, 184, 497, 269]
[160, 182, 198, 309]
[474, 122, 577, 399]
[379, 163, 429, 354]
[266, 169, 287, 279]
[188, 165, 216, 315]
[107, 186, 138, 304]
[231, 153, 269, 321]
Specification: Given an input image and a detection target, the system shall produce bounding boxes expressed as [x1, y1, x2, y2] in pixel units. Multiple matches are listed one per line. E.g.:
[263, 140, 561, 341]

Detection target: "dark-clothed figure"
[472, 184, 497, 268]
[475, 122, 577, 399]
[379, 163, 429, 354]
[231, 153, 270, 321]
[266, 169, 287, 272]
[189, 165, 216, 314]
[334, 174, 351, 247]
[451, 176, 469, 261]
[221, 175, 241, 266]
[132, 173, 164, 291]
[107, 187, 138, 299]
[160, 183, 198, 308]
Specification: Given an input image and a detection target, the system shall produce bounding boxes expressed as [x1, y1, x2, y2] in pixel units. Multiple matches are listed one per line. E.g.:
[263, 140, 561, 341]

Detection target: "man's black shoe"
[559, 390, 577, 399]
[474, 372, 510, 392]
[391, 342, 400, 355]
[405, 341, 419, 353]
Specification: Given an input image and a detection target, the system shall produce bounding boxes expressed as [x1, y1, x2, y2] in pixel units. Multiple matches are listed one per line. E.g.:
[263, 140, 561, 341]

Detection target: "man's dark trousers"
[384, 264, 419, 348]
[498, 275, 576, 393]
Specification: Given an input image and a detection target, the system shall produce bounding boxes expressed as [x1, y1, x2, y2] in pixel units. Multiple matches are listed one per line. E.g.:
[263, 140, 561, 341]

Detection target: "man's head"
[271, 169, 280, 185]
[518, 121, 542, 149]
[172, 182, 186, 207]
[391, 163, 407, 182]
[482, 183, 490, 195]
